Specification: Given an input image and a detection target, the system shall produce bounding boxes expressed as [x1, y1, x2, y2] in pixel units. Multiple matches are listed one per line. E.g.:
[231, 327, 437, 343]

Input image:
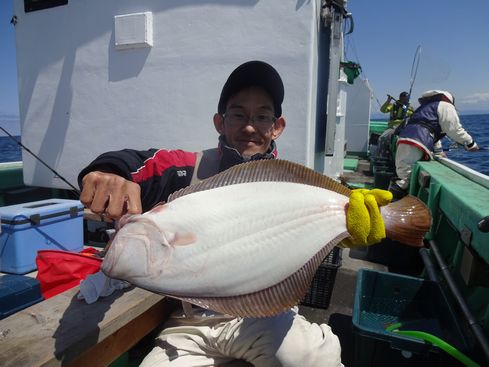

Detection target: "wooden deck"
[0, 285, 172, 367]
[0, 250, 386, 367]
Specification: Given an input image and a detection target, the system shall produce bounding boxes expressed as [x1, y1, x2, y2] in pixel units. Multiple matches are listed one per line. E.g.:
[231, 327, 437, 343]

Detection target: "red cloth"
[35, 249, 103, 299]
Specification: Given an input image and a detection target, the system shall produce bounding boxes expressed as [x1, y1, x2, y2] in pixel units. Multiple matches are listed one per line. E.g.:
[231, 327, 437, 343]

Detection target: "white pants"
[140, 307, 343, 367]
[395, 143, 424, 190]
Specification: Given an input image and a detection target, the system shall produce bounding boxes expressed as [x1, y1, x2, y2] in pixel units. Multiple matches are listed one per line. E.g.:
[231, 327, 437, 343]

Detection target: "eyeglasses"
[223, 112, 277, 130]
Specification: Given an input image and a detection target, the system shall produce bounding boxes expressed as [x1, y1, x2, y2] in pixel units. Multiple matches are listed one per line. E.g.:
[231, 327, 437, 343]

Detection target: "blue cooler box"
[0, 199, 84, 274]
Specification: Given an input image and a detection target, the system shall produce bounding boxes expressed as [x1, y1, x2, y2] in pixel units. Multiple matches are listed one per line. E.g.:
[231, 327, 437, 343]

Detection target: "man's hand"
[80, 171, 142, 220]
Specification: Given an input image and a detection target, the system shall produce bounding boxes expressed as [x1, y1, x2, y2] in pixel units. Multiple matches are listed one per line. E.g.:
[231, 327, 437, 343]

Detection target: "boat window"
[24, 0, 68, 13]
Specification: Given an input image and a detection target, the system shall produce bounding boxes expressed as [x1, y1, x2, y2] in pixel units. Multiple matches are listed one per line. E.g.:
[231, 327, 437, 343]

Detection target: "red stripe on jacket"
[131, 149, 197, 183]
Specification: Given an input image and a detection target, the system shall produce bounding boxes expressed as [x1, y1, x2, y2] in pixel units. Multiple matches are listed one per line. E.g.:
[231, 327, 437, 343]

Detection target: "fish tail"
[381, 195, 432, 247]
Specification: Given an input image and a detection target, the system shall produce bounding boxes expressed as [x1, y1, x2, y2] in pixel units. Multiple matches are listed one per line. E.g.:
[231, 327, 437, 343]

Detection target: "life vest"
[397, 93, 451, 159]
[390, 103, 406, 121]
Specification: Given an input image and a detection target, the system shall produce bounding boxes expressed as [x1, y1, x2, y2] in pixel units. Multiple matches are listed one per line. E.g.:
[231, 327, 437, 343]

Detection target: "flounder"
[101, 159, 431, 317]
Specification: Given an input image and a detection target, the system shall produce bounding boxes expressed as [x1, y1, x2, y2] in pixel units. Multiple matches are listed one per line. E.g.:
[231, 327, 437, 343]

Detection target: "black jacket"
[78, 137, 278, 212]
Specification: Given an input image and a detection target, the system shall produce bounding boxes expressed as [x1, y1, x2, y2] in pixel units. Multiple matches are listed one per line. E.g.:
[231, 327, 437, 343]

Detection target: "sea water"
[1, 114, 488, 175]
[442, 114, 489, 176]
[0, 135, 22, 163]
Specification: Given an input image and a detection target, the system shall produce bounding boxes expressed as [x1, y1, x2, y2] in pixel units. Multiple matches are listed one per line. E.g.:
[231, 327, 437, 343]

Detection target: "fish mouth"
[100, 229, 133, 278]
[101, 233, 150, 280]
[101, 217, 164, 280]
[101, 244, 117, 276]
[101, 214, 139, 276]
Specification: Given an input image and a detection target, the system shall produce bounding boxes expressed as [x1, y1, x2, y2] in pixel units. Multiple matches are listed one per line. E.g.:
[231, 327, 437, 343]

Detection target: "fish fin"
[169, 233, 348, 318]
[168, 159, 351, 202]
[381, 195, 432, 247]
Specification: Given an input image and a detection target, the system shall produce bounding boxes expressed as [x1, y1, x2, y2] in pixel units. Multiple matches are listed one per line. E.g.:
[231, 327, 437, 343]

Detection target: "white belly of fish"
[136, 182, 348, 297]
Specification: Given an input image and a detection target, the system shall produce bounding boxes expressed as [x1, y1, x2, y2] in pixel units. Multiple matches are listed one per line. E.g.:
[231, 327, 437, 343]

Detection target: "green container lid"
[369, 120, 388, 136]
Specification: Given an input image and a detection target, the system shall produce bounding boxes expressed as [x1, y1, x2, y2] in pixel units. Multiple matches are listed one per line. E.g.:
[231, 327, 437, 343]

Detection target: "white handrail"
[437, 157, 489, 190]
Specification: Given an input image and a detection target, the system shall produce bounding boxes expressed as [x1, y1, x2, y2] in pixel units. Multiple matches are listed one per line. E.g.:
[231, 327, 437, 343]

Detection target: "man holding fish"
[79, 60, 347, 366]
[79, 61, 430, 366]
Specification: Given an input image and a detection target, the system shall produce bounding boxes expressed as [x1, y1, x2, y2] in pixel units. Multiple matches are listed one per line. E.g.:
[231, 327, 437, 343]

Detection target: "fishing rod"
[372, 93, 383, 110]
[407, 45, 421, 103]
[0, 126, 81, 196]
[401, 45, 422, 122]
[442, 146, 488, 152]
[442, 142, 488, 152]
[386, 94, 405, 105]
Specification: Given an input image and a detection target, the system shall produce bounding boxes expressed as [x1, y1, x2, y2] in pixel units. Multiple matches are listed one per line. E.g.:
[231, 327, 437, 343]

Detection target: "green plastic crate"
[352, 269, 472, 367]
[343, 158, 359, 171]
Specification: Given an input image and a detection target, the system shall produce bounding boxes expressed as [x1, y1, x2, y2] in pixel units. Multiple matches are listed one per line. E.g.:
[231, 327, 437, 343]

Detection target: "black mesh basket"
[300, 247, 342, 309]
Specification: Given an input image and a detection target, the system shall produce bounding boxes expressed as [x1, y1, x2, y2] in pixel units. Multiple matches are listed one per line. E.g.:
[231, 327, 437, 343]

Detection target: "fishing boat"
[0, 1, 488, 366]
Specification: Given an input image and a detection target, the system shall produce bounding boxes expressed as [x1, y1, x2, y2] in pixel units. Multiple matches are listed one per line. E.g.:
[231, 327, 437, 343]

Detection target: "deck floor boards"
[0, 286, 170, 367]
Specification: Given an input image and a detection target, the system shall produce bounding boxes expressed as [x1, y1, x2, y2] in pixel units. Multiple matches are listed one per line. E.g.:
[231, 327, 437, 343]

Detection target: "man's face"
[214, 86, 285, 158]
[400, 95, 409, 104]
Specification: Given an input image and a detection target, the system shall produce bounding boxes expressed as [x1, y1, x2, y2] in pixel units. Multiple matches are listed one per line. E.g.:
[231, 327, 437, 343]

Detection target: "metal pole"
[429, 239, 489, 363]
[418, 248, 438, 282]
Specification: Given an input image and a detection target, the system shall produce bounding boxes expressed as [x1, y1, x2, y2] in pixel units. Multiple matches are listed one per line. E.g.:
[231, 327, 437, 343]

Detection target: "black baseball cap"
[218, 61, 284, 117]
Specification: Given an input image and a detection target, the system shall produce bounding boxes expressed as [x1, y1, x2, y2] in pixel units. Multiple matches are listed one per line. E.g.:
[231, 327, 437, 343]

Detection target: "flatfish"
[101, 159, 431, 317]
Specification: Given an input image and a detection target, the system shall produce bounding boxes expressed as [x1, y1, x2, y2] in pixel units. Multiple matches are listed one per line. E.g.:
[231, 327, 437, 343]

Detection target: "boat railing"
[437, 156, 489, 190]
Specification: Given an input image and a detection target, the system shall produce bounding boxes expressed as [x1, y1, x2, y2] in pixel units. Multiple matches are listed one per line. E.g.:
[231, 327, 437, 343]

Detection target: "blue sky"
[346, 0, 489, 115]
[1, 0, 489, 134]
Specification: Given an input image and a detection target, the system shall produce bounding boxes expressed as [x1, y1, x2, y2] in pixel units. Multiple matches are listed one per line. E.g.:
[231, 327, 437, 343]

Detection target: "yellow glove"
[341, 188, 393, 247]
